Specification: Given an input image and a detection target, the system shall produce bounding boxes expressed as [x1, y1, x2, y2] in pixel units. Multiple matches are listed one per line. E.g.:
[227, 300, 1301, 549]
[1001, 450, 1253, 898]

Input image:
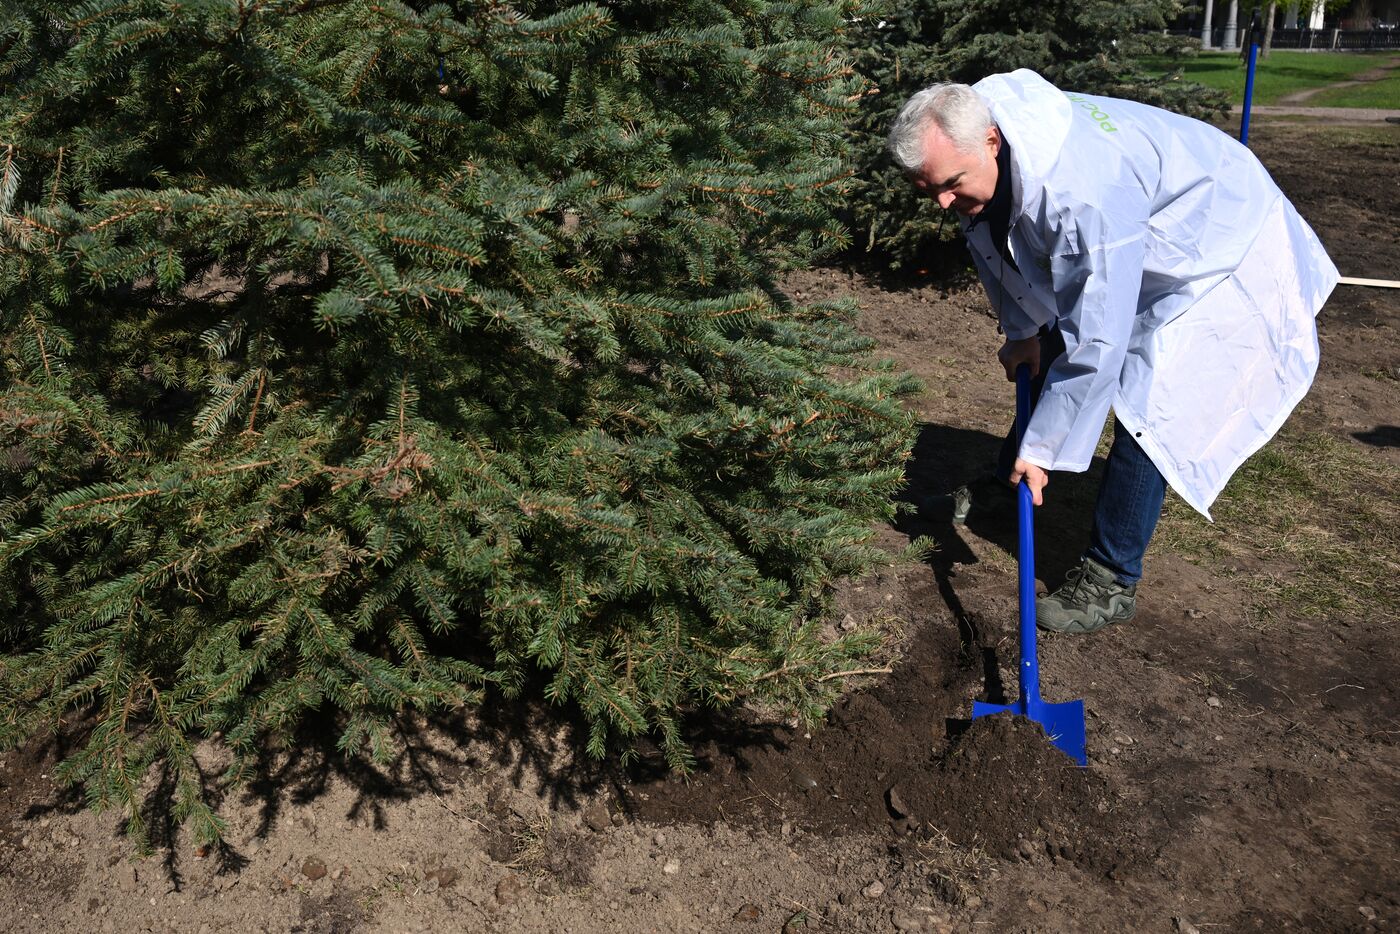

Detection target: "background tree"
[844, 0, 1231, 268]
[0, 0, 917, 846]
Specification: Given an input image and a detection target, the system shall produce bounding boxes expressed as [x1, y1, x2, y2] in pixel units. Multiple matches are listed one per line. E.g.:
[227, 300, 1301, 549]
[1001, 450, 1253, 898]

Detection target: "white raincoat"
[964, 70, 1338, 517]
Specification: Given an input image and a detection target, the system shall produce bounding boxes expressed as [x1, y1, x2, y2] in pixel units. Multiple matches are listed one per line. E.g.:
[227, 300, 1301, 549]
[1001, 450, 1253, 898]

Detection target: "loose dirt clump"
[899, 714, 1137, 875]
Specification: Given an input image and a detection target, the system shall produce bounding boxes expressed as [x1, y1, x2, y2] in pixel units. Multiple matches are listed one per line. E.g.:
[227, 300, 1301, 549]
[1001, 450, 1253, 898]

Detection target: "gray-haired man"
[889, 70, 1337, 633]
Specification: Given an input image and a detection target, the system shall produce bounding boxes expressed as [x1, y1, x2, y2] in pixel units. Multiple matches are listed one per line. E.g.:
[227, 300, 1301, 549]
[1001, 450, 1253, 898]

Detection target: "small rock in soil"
[862, 880, 886, 899]
[734, 904, 763, 922]
[515, 796, 545, 823]
[425, 867, 458, 888]
[1113, 733, 1134, 746]
[790, 767, 819, 793]
[886, 785, 912, 818]
[1206, 696, 1222, 708]
[495, 875, 524, 906]
[1017, 839, 1037, 860]
[1359, 906, 1378, 921]
[582, 801, 612, 833]
[662, 859, 680, 875]
[652, 831, 666, 846]
[1174, 918, 1201, 934]
[892, 908, 927, 931]
[301, 857, 327, 881]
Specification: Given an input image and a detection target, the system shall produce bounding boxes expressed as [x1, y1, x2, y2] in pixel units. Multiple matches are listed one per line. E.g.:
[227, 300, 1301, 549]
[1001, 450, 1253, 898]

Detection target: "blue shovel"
[971, 364, 1087, 766]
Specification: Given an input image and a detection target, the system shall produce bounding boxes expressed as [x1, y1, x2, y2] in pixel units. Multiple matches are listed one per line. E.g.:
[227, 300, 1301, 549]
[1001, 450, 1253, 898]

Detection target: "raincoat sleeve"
[1019, 200, 1149, 472]
[966, 227, 1054, 341]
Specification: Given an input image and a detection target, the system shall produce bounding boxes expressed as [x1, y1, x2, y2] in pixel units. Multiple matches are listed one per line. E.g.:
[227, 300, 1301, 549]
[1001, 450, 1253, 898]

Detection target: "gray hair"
[886, 83, 994, 173]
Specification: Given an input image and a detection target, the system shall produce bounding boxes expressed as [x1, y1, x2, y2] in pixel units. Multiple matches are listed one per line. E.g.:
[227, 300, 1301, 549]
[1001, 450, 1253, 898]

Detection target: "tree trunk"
[1263, 2, 1278, 58]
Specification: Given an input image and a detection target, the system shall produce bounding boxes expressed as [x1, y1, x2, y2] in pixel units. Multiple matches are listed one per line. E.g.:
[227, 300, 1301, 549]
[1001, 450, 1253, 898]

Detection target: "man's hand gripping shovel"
[971, 365, 1088, 766]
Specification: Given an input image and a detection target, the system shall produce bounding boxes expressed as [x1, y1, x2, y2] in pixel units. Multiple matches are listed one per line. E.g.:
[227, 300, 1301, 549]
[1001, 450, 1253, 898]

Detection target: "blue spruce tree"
[0, 0, 916, 845]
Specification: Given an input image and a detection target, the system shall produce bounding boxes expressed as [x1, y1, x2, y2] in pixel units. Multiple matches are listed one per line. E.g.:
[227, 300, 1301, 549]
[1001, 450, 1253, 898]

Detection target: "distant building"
[1285, 1, 1327, 30]
[1173, 1, 1400, 45]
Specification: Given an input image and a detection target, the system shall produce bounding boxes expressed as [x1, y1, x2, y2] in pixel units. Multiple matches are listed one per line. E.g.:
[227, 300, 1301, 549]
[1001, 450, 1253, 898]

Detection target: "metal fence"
[1167, 27, 1400, 50]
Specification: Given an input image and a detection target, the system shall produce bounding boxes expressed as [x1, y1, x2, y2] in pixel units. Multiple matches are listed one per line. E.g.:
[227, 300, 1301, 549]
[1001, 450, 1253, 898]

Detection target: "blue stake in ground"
[1240, 11, 1263, 145]
[971, 365, 1088, 766]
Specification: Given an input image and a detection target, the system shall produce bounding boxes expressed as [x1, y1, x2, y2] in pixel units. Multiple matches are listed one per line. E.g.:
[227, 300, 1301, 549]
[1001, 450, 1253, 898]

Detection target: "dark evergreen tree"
[0, 0, 917, 845]
[846, 0, 1231, 267]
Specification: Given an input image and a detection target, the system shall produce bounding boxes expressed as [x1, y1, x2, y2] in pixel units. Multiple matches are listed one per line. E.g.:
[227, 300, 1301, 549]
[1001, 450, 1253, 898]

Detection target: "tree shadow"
[234, 689, 612, 849]
[6, 687, 621, 884]
[14, 728, 90, 824]
[1353, 425, 1400, 448]
[892, 420, 1107, 705]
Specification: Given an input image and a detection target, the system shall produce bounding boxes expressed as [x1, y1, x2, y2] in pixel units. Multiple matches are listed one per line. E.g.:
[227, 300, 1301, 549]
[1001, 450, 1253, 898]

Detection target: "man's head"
[887, 83, 1001, 217]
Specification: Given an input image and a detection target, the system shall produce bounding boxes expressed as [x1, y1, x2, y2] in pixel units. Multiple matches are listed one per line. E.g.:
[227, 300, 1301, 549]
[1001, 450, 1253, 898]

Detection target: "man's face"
[907, 124, 1001, 217]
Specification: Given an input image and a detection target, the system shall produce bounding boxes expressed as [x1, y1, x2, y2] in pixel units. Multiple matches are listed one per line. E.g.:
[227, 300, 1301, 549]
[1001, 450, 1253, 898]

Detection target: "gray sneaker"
[1037, 557, 1137, 634]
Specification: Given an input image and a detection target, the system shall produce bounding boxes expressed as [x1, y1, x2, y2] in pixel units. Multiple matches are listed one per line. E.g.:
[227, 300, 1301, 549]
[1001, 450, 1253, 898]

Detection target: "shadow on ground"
[5, 420, 1118, 885]
[1354, 424, 1400, 448]
[894, 421, 1107, 588]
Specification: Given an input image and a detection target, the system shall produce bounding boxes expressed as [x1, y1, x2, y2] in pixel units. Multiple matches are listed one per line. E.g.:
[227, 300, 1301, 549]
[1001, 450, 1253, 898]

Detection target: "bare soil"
[2, 120, 1398, 934]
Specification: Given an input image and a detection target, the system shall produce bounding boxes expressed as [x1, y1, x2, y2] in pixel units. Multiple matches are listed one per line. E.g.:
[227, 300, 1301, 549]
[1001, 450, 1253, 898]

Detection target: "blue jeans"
[996, 327, 1167, 585]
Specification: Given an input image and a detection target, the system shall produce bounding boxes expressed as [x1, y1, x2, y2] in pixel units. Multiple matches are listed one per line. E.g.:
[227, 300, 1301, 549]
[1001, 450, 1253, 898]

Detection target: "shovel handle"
[1015, 365, 1041, 706]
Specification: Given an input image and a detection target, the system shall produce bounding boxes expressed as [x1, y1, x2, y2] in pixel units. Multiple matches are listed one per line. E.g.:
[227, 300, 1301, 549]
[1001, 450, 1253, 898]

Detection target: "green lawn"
[1142, 51, 1400, 106]
[1308, 72, 1400, 107]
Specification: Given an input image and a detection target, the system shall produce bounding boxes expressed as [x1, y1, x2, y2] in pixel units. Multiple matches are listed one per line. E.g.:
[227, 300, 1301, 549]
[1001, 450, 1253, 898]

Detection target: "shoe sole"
[1037, 609, 1135, 635]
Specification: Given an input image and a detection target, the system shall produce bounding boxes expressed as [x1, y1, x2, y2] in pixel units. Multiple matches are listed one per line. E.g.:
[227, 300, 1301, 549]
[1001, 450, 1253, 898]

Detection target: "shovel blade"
[972, 698, 1087, 767]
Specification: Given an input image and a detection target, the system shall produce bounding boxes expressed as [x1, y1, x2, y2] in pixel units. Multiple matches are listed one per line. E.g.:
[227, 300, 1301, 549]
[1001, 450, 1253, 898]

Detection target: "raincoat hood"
[972, 70, 1072, 221]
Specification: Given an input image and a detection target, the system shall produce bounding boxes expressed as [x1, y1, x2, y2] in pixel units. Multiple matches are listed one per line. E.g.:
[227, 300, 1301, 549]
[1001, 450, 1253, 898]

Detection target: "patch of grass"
[1308, 73, 1400, 107]
[1154, 424, 1400, 625]
[508, 811, 554, 874]
[1140, 51, 1399, 106]
[914, 824, 994, 906]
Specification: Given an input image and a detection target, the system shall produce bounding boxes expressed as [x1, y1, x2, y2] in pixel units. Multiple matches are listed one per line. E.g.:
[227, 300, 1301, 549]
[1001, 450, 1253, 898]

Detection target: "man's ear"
[987, 125, 1002, 157]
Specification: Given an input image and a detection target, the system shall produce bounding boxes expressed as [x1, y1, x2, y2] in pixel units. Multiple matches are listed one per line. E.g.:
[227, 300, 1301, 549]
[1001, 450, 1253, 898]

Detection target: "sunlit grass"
[1308, 73, 1400, 107]
[1140, 51, 1399, 106]
[1153, 425, 1400, 625]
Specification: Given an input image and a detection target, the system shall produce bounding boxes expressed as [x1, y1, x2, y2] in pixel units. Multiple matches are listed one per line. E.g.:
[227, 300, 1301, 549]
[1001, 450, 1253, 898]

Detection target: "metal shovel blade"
[972, 698, 1087, 766]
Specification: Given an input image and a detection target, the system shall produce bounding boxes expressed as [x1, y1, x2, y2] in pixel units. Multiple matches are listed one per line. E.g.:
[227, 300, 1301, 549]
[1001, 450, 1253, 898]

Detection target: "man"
[887, 70, 1337, 634]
